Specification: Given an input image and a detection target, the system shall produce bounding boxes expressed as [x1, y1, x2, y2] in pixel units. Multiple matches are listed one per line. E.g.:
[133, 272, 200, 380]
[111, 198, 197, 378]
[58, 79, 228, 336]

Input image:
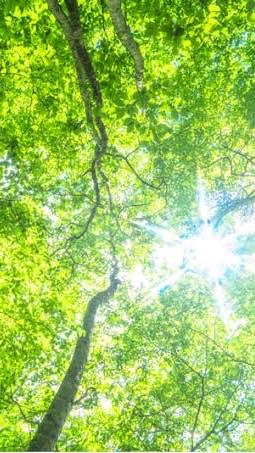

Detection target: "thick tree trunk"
[27, 276, 120, 452]
[27, 336, 90, 451]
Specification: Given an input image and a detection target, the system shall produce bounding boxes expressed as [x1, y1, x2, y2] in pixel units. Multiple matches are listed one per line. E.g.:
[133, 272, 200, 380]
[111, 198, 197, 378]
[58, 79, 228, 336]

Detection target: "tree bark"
[27, 5, 121, 449]
[27, 276, 120, 452]
[105, 0, 144, 91]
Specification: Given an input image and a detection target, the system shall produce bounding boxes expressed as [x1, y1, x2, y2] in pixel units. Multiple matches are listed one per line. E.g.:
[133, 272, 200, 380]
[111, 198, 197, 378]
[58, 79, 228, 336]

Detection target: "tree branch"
[191, 388, 242, 451]
[46, 0, 109, 247]
[105, 0, 144, 91]
[190, 375, 206, 450]
[213, 193, 255, 228]
[114, 152, 161, 190]
[47, 0, 72, 35]
[47, 0, 102, 114]
[69, 159, 101, 240]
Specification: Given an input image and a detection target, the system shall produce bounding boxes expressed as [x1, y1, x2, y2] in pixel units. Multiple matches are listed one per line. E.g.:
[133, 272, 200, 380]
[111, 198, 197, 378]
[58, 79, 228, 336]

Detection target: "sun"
[132, 179, 255, 336]
[184, 221, 238, 280]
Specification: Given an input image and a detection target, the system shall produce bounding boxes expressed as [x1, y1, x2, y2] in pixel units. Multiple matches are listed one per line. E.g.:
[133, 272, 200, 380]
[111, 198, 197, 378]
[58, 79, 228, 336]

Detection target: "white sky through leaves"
[131, 179, 255, 336]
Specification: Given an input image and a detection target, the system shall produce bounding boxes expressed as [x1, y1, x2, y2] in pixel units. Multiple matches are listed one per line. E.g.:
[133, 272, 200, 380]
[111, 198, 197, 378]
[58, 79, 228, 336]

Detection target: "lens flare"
[132, 180, 254, 336]
[185, 223, 238, 281]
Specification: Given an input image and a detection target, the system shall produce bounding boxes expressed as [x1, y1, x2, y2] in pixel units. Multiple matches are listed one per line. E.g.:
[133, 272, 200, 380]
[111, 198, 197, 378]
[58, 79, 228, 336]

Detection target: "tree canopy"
[1, 0, 255, 451]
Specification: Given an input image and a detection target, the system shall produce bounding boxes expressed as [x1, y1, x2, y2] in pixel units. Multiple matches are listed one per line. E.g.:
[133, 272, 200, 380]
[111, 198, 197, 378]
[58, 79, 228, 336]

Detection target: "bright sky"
[129, 179, 255, 336]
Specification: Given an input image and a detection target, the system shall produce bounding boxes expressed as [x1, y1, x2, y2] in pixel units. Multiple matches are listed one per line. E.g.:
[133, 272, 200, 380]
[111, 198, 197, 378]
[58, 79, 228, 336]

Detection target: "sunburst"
[132, 179, 255, 336]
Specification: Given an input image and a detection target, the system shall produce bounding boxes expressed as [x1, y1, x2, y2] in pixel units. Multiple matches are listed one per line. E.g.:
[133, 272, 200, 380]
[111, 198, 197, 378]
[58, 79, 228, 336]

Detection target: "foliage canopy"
[1, 0, 255, 450]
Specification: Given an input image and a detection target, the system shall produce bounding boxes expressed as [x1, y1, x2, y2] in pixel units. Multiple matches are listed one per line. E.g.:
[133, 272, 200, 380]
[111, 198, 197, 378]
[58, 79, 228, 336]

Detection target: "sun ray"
[198, 176, 211, 222]
[132, 178, 255, 336]
[214, 281, 232, 328]
[156, 268, 186, 295]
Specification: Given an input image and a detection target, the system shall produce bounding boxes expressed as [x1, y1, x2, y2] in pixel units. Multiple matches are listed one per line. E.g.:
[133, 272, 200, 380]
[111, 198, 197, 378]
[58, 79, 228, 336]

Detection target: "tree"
[1, 0, 255, 451]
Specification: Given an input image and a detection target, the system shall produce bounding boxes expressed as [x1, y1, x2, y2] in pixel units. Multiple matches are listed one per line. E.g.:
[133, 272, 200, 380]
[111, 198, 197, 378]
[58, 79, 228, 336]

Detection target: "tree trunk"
[27, 276, 120, 452]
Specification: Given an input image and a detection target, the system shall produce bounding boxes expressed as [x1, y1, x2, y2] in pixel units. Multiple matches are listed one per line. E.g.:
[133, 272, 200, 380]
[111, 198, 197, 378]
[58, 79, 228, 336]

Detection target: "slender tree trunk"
[27, 276, 120, 452]
[27, 4, 123, 449]
[105, 0, 144, 90]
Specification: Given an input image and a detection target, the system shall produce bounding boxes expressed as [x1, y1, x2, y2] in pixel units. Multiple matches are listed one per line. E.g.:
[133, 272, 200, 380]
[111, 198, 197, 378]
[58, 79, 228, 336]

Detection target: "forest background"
[1, 0, 255, 451]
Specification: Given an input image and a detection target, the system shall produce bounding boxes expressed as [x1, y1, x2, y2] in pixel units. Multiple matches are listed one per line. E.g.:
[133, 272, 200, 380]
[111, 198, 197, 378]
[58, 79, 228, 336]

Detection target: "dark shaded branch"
[64, 0, 81, 29]
[188, 326, 255, 367]
[69, 160, 100, 240]
[105, 0, 144, 90]
[201, 151, 255, 178]
[47, 0, 71, 35]
[65, 0, 102, 106]
[200, 156, 232, 170]
[191, 340, 209, 451]
[190, 378, 206, 450]
[191, 387, 242, 451]
[27, 275, 120, 452]
[0, 394, 39, 426]
[47, 0, 102, 114]
[98, 165, 114, 212]
[47, 0, 108, 205]
[192, 404, 242, 452]
[95, 116, 108, 148]
[169, 350, 203, 379]
[213, 193, 255, 228]
[73, 387, 97, 406]
[46, 1, 109, 247]
[221, 143, 255, 168]
[114, 152, 161, 190]
[74, 42, 103, 107]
